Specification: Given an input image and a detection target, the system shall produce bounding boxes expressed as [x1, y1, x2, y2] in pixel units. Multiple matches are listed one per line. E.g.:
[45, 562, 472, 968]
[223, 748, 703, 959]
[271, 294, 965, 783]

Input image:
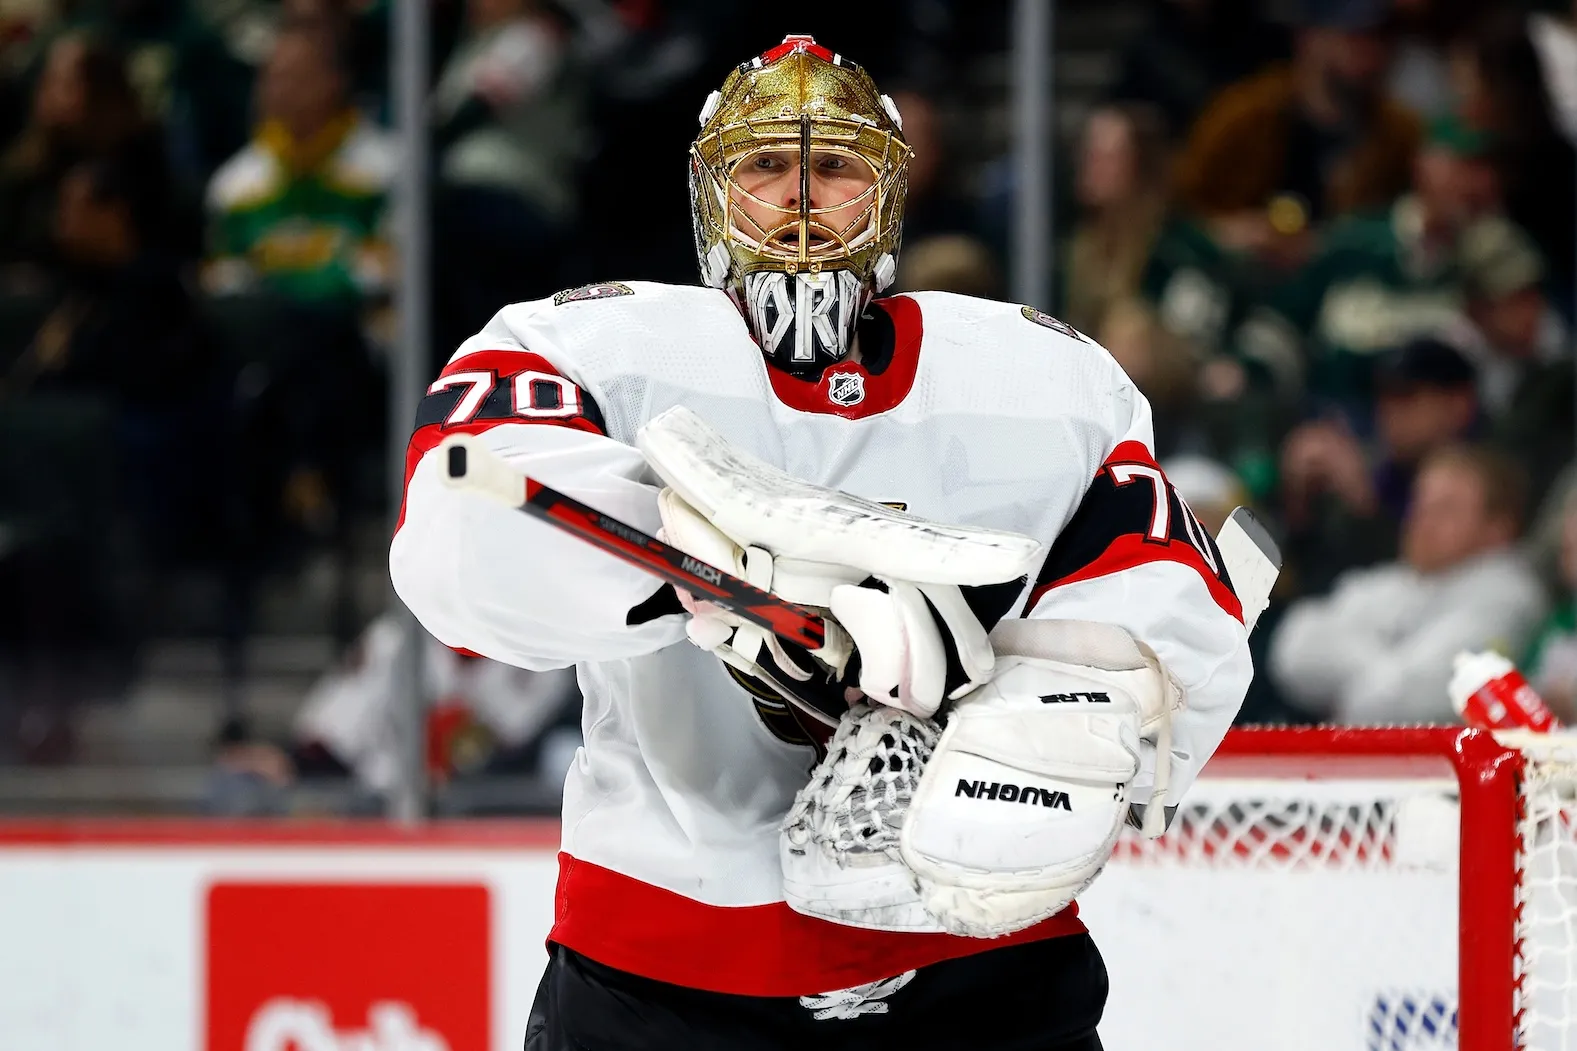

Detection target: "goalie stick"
[436, 434, 1284, 655]
[1215, 505, 1281, 635]
[437, 433, 827, 651]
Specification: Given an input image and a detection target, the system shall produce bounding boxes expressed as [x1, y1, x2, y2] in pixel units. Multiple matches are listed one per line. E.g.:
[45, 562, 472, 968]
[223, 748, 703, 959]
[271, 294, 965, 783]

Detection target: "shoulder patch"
[553, 281, 635, 306]
[1020, 305, 1087, 342]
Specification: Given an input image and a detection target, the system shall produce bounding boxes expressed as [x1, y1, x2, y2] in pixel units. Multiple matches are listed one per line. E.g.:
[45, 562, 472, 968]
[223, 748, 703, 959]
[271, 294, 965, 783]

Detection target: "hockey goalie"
[391, 35, 1255, 1051]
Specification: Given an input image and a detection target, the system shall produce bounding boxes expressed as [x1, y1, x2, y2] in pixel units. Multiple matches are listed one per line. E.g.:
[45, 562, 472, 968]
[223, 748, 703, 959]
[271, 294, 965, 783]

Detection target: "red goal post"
[1081, 726, 1577, 1051]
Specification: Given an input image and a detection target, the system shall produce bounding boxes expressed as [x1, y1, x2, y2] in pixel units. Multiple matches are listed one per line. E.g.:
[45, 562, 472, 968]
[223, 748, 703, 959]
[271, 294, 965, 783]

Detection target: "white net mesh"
[1517, 735, 1577, 1051]
[1076, 730, 1577, 1051]
[780, 702, 937, 863]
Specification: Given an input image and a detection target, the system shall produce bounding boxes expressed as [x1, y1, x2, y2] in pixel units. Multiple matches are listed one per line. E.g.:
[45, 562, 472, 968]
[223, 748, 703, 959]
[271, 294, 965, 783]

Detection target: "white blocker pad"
[898, 622, 1171, 938]
[636, 406, 1044, 586]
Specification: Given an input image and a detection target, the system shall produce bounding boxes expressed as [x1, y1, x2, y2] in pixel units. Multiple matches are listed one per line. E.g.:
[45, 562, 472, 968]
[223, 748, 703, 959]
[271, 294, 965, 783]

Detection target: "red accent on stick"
[517, 478, 826, 651]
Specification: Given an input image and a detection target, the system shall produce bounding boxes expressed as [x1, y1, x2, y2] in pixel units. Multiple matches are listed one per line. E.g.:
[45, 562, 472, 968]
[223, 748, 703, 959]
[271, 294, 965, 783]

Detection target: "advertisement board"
[0, 791, 1470, 1051]
[0, 823, 560, 1051]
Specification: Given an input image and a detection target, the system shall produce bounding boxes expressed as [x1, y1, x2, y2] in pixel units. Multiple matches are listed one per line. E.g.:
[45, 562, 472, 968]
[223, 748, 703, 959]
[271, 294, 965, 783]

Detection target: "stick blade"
[1216, 506, 1281, 635]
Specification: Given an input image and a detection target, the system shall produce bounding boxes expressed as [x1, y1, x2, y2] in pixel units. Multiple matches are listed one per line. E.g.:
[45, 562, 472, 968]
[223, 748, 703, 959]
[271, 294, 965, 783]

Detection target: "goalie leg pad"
[898, 638, 1167, 938]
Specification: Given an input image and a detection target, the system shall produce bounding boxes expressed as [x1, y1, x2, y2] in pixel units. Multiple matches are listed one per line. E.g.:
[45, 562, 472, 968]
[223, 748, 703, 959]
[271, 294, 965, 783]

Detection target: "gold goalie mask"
[689, 36, 910, 375]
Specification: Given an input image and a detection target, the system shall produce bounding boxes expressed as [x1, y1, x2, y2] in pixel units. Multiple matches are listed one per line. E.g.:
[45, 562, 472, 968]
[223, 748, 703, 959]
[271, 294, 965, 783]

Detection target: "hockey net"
[1079, 727, 1577, 1051]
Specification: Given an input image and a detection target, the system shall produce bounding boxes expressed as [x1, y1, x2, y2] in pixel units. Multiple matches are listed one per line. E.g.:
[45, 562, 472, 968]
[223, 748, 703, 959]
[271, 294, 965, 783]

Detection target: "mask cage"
[691, 113, 909, 282]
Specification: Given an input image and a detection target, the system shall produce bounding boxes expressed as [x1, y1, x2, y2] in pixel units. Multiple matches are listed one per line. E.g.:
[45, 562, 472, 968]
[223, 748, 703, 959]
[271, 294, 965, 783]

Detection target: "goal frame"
[1208, 725, 1527, 1051]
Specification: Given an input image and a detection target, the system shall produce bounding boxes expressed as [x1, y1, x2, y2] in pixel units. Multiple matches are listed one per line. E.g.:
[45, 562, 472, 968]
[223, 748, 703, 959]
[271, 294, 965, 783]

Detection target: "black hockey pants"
[524, 933, 1107, 1051]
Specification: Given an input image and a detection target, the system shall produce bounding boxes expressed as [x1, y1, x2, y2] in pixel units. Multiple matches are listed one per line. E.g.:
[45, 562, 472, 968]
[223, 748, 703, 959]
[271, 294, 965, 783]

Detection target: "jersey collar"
[765, 295, 922, 419]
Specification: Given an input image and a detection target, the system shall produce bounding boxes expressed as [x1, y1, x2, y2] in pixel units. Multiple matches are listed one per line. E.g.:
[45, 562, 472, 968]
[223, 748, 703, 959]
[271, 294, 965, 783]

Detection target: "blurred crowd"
[3, 0, 1577, 802]
[0, 0, 979, 791]
[1057, 0, 1577, 729]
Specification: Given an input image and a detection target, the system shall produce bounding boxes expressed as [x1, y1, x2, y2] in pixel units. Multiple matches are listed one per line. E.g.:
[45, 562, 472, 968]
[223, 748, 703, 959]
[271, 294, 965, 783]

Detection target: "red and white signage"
[0, 822, 559, 1051]
[207, 882, 491, 1051]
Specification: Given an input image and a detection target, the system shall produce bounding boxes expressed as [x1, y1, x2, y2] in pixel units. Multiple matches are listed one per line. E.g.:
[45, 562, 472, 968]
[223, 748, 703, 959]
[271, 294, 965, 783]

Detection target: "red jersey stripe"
[547, 852, 1086, 997]
[1033, 533, 1243, 621]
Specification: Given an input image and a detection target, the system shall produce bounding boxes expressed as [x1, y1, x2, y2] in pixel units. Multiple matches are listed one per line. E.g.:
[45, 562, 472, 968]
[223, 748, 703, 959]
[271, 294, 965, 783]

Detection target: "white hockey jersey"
[390, 281, 1253, 996]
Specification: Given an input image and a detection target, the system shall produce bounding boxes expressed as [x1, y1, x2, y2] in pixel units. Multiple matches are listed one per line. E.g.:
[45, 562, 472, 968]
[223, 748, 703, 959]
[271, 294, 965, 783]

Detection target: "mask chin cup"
[740, 269, 867, 373]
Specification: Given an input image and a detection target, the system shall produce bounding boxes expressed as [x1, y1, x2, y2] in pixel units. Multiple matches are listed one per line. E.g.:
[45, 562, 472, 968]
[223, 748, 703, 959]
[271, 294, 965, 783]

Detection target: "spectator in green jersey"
[1270, 114, 1502, 419]
[204, 17, 394, 308]
[204, 17, 389, 579]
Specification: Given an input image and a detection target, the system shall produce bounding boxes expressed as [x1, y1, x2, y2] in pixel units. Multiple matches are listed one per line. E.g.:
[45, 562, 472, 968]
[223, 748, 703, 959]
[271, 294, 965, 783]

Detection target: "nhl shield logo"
[827, 371, 865, 406]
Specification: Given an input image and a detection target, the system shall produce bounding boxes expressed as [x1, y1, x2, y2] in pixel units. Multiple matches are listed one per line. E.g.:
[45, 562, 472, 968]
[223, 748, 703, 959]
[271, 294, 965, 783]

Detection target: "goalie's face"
[688, 37, 907, 373]
[728, 148, 879, 256]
